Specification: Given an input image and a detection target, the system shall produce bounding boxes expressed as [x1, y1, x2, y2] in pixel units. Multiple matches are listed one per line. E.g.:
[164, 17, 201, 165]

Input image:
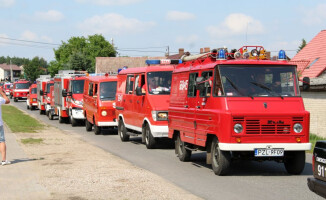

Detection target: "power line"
[0, 41, 55, 49]
[0, 36, 60, 46]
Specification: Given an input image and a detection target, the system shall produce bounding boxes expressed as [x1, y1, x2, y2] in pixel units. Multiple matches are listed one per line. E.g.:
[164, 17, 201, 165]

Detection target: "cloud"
[0, 34, 9, 46]
[78, 13, 155, 35]
[34, 10, 64, 22]
[166, 11, 195, 21]
[20, 30, 38, 41]
[0, 0, 15, 8]
[75, 0, 143, 6]
[300, 4, 326, 25]
[207, 13, 264, 37]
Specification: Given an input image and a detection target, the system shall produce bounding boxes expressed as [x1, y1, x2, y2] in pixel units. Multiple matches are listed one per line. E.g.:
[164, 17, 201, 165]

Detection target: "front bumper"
[307, 177, 326, 198]
[46, 104, 51, 111]
[97, 121, 118, 127]
[219, 143, 311, 151]
[71, 108, 85, 119]
[150, 125, 169, 137]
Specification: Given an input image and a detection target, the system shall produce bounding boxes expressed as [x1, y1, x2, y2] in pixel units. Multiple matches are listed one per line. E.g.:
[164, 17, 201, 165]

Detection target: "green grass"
[309, 133, 326, 153]
[21, 138, 43, 144]
[2, 105, 44, 133]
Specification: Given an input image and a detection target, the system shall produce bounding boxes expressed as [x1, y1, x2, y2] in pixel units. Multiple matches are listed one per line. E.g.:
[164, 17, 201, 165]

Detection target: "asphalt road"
[11, 100, 324, 200]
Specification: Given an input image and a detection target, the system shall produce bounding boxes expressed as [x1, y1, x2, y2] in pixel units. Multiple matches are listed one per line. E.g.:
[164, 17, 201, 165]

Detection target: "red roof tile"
[291, 30, 326, 78]
[0, 63, 22, 71]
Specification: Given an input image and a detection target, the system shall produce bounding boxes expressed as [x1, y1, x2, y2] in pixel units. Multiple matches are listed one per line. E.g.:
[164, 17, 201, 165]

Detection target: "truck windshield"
[15, 83, 29, 89]
[71, 80, 85, 94]
[46, 83, 53, 93]
[147, 71, 172, 95]
[217, 65, 300, 97]
[100, 81, 117, 100]
[31, 88, 37, 94]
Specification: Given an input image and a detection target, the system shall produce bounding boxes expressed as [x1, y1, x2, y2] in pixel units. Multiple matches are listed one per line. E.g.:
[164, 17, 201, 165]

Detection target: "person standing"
[0, 89, 10, 165]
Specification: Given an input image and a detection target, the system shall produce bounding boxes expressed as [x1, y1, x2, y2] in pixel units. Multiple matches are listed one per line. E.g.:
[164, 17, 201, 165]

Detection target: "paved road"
[12, 100, 323, 200]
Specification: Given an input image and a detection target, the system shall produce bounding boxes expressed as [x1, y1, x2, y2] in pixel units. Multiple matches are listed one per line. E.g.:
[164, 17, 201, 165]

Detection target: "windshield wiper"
[224, 76, 249, 97]
[250, 81, 283, 99]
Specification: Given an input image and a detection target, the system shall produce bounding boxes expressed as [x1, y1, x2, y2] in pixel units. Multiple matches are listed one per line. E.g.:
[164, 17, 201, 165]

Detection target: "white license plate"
[254, 148, 284, 157]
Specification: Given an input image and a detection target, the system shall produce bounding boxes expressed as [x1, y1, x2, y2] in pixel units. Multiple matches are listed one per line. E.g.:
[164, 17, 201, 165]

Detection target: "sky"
[0, 0, 326, 62]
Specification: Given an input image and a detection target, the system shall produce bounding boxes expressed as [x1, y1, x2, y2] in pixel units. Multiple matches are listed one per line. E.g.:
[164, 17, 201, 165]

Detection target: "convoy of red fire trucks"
[5, 46, 315, 176]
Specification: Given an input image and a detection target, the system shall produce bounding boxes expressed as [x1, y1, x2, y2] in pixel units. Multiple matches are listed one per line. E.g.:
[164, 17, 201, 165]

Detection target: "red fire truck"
[3, 83, 12, 96]
[48, 85, 55, 120]
[26, 84, 38, 110]
[36, 75, 52, 114]
[83, 74, 117, 134]
[63, 75, 86, 126]
[168, 46, 311, 175]
[116, 61, 175, 149]
[12, 80, 30, 102]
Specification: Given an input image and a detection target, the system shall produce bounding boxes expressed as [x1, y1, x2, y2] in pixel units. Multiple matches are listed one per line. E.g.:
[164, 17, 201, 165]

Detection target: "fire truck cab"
[12, 80, 30, 102]
[26, 83, 37, 110]
[168, 47, 311, 175]
[116, 61, 175, 149]
[36, 75, 52, 115]
[83, 74, 118, 135]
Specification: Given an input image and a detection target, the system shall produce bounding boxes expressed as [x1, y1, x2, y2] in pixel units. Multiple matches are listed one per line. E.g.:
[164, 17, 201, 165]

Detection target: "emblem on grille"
[263, 102, 267, 108]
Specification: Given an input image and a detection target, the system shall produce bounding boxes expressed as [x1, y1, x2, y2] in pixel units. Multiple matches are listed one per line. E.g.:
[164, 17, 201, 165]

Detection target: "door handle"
[184, 105, 188, 108]
[196, 106, 201, 109]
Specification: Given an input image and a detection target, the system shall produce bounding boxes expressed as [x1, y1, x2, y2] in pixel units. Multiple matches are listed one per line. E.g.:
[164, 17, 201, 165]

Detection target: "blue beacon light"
[218, 49, 226, 60]
[278, 50, 286, 60]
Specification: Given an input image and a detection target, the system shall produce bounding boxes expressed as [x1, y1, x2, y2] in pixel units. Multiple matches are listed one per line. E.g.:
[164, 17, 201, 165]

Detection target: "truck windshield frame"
[71, 80, 85, 94]
[15, 83, 30, 89]
[100, 81, 117, 100]
[215, 65, 300, 97]
[146, 71, 172, 95]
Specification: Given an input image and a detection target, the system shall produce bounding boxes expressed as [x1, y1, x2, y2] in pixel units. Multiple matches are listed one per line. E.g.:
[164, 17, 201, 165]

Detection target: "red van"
[12, 80, 30, 102]
[115, 61, 175, 149]
[36, 75, 52, 114]
[83, 74, 118, 135]
[168, 47, 311, 175]
[3, 83, 12, 96]
[26, 84, 38, 110]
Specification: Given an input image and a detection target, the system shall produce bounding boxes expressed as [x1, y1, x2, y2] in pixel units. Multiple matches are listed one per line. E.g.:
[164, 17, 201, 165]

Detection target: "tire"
[31, 106, 34, 110]
[48, 112, 53, 120]
[211, 137, 231, 175]
[85, 119, 92, 132]
[14, 98, 17, 102]
[70, 115, 78, 127]
[284, 151, 305, 175]
[10, 95, 12, 99]
[144, 124, 156, 149]
[46, 110, 49, 116]
[59, 116, 65, 123]
[118, 120, 129, 142]
[94, 123, 101, 135]
[39, 109, 44, 115]
[27, 105, 30, 110]
[176, 134, 191, 161]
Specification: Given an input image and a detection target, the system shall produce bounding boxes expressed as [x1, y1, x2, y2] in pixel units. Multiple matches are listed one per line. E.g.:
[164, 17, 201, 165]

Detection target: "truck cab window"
[125, 75, 134, 94]
[88, 83, 93, 96]
[188, 73, 198, 97]
[199, 71, 213, 97]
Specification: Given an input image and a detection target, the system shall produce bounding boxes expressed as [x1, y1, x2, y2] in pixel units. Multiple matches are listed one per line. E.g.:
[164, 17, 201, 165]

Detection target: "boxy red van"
[26, 83, 37, 110]
[115, 61, 175, 149]
[168, 47, 311, 175]
[12, 80, 30, 102]
[83, 74, 118, 135]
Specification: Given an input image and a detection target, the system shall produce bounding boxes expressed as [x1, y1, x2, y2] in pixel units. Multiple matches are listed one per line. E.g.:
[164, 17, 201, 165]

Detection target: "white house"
[0, 63, 22, 82]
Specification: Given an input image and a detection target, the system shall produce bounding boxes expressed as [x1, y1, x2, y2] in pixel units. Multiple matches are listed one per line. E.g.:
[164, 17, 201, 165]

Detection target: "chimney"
[200, 48, 203, 54]
[204, 47, 210, 53]
[179, 48, 185, 56]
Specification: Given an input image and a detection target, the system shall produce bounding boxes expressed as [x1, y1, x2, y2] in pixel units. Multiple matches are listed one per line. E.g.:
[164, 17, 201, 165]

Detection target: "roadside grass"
[21, 138, 43, 144]
[2, 105, 44, 133]
[309, 133, 326, 153]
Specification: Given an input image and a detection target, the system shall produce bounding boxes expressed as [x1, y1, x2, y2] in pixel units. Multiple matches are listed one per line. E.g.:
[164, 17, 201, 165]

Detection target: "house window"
[306, 58, 320, 69]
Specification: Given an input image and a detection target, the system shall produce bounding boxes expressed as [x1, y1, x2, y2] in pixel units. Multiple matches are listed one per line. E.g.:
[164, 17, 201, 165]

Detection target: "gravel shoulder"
[13, 125, 201, 200]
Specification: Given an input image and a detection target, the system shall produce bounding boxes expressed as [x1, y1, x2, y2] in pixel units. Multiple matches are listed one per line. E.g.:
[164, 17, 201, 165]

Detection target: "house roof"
[291, 30, 326, 78]
[0, 63, 21, 71]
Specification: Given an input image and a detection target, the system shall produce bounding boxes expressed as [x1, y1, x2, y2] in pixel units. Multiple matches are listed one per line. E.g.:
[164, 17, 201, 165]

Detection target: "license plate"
[254, 148, 284, 157]
[316, 163, 326, 179]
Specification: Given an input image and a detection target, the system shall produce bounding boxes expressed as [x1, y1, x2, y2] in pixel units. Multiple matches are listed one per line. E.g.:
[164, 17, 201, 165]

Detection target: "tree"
[53, 34, 116, 74]
[297, 39, 307, 53]
[24, 57, 47, 81]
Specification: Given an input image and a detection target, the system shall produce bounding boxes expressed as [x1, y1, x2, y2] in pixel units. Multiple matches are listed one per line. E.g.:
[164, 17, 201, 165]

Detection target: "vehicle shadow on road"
[189, 152, 313, 176]
[127, 137, 175, 150]
[10, 157, 43, 165]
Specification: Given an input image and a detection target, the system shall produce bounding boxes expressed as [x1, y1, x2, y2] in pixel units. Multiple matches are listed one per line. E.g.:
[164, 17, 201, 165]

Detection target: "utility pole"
[10, 59, 13, 82]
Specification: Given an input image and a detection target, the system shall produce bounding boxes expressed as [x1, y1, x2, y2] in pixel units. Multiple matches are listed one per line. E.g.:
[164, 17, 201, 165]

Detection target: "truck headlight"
[152, 111, 168, 121]
[101, 110, 107, 116]
[293, 123, 303, 133]
[234, 124, 243, 133]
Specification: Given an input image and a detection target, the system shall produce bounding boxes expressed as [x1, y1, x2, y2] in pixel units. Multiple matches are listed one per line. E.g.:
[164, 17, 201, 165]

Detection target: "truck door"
[124, 75, 134, 126]
[195, 70, 213, 146]
[133, 74, 145, 127]
[183, 72, 198, 144]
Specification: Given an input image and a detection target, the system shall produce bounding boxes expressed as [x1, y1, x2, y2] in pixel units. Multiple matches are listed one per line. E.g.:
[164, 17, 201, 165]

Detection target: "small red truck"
[12, 80, 30, 102]
[168, 46, 311, 175]
[26, 83, 38, 110]
[83, 74, 117, 134]
[36, 75, 52, 114]
[115, 60, 175, 149]
[3, 83, 12, 96]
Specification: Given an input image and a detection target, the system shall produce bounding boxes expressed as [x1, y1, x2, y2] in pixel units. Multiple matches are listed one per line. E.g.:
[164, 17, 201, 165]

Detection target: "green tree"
[47, 60, 61, 77]
[24, 57, 47, 81]
[53, 34, 116, 74]
[297, 39, 307, 53]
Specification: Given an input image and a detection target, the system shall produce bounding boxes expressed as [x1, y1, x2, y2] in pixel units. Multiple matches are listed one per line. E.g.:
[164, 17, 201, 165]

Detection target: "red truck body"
[116, 64, 174, 149]
[168, 47, 311, 175]
[3, 83, 12, 96]
[26, 84, 38, 110]
[83, 74, 117, 135]
[12, 80, 30, 102]
[36, 75, 52, 114]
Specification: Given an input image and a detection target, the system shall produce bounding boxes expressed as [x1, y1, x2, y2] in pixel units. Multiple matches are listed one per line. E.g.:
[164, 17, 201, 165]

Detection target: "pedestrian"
[0, 89, 10, 165]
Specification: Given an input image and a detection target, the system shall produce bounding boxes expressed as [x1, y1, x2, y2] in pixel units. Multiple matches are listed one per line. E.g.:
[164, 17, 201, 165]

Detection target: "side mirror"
[303, 77, 310, 91]
[62, 89, 67, 97]
[40, 90, 44, 95]
[136, 86, 143, 96]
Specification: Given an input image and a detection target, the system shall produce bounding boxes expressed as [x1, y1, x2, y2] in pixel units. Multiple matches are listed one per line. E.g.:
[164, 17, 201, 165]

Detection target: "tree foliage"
[49, 34, 116, 75]
[0, 56, 31, 66]
[297, 39, 307, 53]
[23, 57, 47, 81]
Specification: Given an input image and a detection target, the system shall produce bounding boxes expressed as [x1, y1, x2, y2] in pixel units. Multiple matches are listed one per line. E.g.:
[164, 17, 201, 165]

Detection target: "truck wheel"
[45, 110, 49, 116]
[70, 115, 78, 127]
[10, 95, 12, 99]
[31, 106, 34, 110]
[176, 134, 191, 161]
[211, 137, 231, 175]
[94, 123, 101, 135]
[14, 98, 17, 102]
[144, 124, 156, 149]
[118, 120, 129, 142]
[284, 151, 305, 175]
[85, 119, 92, 131]
[59, 116, 65, 123]
[48, 112, 53, 120]
[27, 105, 30, 110]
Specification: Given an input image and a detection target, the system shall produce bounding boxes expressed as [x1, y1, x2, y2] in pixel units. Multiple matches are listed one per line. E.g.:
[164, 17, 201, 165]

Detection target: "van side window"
[213, 67, 224, 96]
[188, 73, 198, 97]
[88, 83, 93, 96]
[94, 84, 98, 96]
[199, 71, 213, 97]
[134, 75, 139, 93]
[125, 75, 134, 94]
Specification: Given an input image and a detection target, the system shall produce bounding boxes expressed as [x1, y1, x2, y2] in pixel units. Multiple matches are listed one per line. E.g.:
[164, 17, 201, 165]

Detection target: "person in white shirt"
[0, 89, 10, 165]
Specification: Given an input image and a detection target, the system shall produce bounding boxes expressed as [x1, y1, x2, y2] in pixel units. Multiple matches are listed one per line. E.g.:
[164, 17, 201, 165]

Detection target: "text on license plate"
[254, 148, 284, 157]
[317, 164, 326, 178]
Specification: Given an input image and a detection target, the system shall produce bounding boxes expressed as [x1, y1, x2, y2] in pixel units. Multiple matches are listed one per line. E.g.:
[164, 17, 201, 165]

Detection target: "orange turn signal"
[236, 138, 241, 143]
[296, 137, 301, 143]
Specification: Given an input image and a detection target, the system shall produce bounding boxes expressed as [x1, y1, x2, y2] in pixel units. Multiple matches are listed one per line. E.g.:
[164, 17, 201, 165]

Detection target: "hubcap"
[213, 144, 219, 167]
[145, 129, 149, 144]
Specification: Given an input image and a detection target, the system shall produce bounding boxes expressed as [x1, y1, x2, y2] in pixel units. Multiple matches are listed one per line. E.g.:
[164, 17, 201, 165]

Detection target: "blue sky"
[0, 0, 326, 62]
